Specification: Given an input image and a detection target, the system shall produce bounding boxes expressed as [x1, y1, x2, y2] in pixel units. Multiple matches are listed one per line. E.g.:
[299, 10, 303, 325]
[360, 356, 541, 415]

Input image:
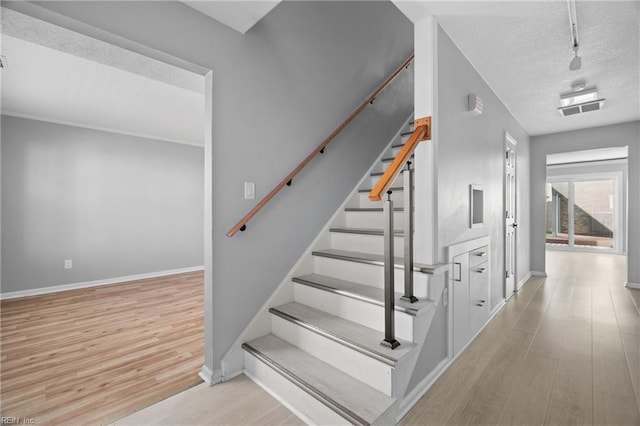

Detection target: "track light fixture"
[567, 0, 582, 71]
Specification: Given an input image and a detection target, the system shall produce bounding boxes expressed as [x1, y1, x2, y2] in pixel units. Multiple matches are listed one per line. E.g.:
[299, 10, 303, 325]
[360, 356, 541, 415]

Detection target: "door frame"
[504, 132, 518, 297]
[545, 171, 624, 254]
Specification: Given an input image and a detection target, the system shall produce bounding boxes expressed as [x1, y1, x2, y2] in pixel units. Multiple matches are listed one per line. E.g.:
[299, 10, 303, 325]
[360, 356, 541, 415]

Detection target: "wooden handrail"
[226, 54, 415, 237]
[368, 116, 431, 202]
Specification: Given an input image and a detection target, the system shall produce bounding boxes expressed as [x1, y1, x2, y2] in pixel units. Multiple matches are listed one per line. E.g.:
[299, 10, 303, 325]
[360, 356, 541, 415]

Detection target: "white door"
[504, 133, 518, 298]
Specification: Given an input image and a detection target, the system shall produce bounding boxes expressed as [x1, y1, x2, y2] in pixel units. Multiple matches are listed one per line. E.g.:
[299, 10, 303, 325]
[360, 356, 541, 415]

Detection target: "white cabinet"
[448, 237, 490, 357]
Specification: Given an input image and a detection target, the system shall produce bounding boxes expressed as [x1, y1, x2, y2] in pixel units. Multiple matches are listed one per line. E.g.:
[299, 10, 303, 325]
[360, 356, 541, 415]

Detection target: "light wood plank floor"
[402, 250, 640, 426]
[0, 271, 204, 425]
[116, 251, 639, 426]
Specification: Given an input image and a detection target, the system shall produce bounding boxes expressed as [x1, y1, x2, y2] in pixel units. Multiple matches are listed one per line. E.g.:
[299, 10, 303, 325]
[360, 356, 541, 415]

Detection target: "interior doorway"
[504, 132, 518, 298]
[545, 147, 628, 255]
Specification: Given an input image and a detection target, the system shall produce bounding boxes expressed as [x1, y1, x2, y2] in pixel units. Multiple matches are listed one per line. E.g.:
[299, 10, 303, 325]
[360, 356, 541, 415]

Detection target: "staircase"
[240, 119, 445, 425]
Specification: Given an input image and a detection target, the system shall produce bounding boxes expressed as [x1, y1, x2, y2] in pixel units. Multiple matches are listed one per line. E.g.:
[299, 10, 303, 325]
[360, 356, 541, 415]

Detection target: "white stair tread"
[243, 334, 395, 425]
[270, 302, 415, 365]
[293, 273, 434, 316]
[312, 248, 447, 275]
[330, 227, 403, 236]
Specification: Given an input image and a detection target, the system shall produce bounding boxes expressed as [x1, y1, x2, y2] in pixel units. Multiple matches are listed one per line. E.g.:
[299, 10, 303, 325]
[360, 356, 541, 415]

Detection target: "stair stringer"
[389, 274, 446, 402]
[219, 113, 414, 382]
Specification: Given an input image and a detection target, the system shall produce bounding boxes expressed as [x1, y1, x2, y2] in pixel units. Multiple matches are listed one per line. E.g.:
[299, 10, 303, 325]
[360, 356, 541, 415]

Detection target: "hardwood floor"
[402, 250, 640, 425]
[116, 251, 639, 426]
[0, 271, 204, 425]
[114, 374, 301, 426]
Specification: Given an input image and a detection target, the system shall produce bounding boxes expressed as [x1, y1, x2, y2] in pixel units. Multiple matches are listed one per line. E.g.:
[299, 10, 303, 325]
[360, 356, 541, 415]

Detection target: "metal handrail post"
[381, 191, 400, 349]
[401, 162, 418, 303]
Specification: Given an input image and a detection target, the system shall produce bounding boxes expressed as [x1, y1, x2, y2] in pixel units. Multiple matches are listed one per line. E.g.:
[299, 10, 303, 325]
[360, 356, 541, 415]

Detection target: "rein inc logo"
[1, 418, 35, 425]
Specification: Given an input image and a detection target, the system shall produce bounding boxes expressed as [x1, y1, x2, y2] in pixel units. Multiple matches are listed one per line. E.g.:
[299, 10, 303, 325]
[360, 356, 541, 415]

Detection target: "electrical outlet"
[64, 259, 73, 270]
[244, 182, 255, 200]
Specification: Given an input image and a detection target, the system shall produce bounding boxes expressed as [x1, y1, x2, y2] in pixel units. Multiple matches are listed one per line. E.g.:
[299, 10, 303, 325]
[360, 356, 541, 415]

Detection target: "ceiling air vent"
[557, 86, 605, 116]
[558, 99, 605, 116]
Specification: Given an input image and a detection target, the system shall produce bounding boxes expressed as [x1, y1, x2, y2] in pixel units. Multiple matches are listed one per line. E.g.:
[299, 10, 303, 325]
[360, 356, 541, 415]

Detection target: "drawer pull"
[475, 303, 484, 307]
[454, 262, 462, 282]
[475, 268, 487, 274]
[475, 252, 487, 257]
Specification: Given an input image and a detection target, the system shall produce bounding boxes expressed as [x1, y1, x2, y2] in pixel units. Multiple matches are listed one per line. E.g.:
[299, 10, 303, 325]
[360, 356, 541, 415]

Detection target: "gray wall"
[436, 27, 531, 308]
[405, 25, 532, 396]
[1, 115, 204, 293]
[22, 1, 415, 370]
[531, 121, 640, 284]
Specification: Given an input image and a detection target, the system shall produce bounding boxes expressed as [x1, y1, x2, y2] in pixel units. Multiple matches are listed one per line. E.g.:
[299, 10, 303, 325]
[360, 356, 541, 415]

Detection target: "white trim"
[531, 271, 548, 277]
[198, 365, 222, 386]
[244, 368, 315, 426]
[490, 298, 506, 317]
[504, 131, 518, 299]
[516, 271, 533, 291]
[398, 357, 449, 420]
[547, 158, 628, 169]
[625, 282, 640, 290]
[0, 266, 204, 300]
[398, 295, 507, 422]
[546, 171, 624, 253]
[1, 111, 203, 147]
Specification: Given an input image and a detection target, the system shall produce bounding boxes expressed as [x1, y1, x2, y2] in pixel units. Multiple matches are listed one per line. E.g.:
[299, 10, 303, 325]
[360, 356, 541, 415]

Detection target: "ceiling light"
[558, 86, 605, 116]
[559, 87, 598, 107]
[567, 0, 582, 71]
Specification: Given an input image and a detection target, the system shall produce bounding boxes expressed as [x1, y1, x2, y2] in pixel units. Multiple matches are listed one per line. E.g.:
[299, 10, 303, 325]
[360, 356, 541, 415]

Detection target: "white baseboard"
[530, 271, 548, 277]
[516, 271, 533, 291]
[0, 266, 204, 300]
[490, 298, 506, 317]
[244, 367, 316, 426]
[199, 365, 222, 386]
[398, 292, 509, 422]
[398, 357, 448, 421]
[625, 282, 640, 290]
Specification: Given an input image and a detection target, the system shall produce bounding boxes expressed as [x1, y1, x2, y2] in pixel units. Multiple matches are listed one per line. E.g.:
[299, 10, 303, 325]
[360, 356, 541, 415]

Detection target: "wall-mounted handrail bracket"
[225, 54, 415, 237]
[239, 225, 246, 232]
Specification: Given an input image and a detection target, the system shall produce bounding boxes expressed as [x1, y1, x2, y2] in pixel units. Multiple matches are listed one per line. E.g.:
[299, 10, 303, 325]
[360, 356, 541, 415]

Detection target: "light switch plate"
[244, 182, 255, 200]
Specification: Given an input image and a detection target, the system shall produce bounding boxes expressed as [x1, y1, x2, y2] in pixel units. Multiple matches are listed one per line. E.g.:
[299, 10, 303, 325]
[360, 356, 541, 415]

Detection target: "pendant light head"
[569, 48, 582, 71]
[567, 0, 582, 71]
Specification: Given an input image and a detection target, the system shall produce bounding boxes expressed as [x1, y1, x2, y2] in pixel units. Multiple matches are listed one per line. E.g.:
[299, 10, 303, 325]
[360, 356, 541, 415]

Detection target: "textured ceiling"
[394, 1, 640, 136]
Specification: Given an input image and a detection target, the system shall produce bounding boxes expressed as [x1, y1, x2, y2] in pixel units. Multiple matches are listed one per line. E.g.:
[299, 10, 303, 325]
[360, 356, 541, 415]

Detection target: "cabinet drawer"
[470, 263, 489, 305]
[469, 246, 489, 267]
[469, 260, 489, 335]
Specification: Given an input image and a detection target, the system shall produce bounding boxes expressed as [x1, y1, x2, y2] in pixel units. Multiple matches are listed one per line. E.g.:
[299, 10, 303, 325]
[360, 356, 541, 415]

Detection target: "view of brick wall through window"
[546, 180, 614, 248]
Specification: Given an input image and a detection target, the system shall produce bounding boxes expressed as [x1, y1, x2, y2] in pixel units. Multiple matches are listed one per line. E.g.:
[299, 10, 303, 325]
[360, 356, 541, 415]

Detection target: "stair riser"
[313, 256, 429, 298]
[293, 283, 415, 341]
[345, 211, 404, 229]
[358, 191, 404, 208]
[271, 316, 393, 396]
[244, 351, 350, 425]
[330, 233, 405, 257]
